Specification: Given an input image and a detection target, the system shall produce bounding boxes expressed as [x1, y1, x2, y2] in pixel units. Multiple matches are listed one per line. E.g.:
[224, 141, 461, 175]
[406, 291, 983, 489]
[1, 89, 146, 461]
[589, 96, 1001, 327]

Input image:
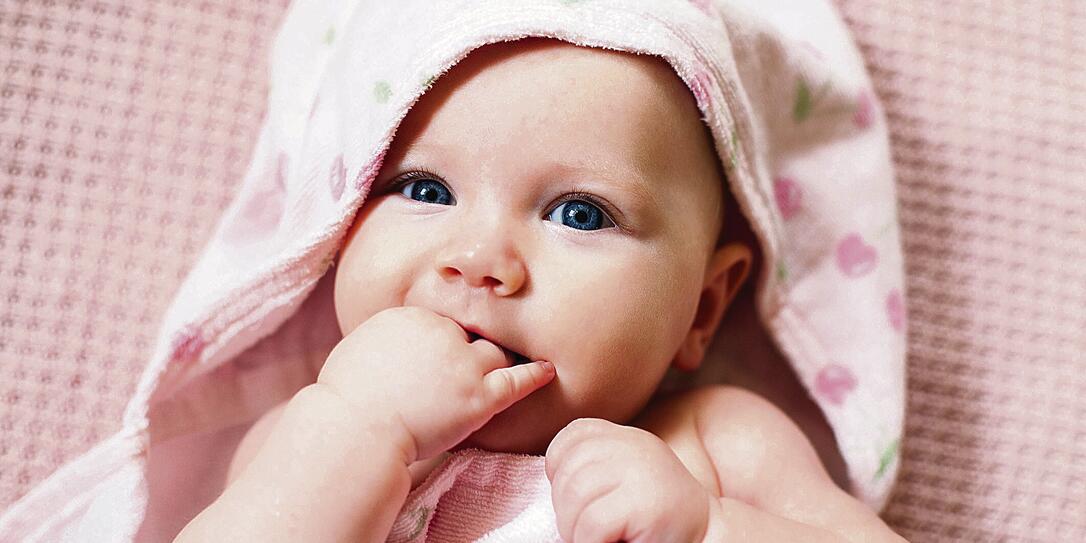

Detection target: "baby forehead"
[440, 38, 699, 127]
[410, 39, 710, 174]
[511, 40, 693, 116]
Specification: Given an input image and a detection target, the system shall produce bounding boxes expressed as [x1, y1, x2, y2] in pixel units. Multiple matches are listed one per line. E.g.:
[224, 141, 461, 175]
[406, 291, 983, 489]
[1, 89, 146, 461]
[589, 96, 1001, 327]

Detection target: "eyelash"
[389, 170, 623, 229]
[391, 169, 446, 192]
[552, 190, 620, 227]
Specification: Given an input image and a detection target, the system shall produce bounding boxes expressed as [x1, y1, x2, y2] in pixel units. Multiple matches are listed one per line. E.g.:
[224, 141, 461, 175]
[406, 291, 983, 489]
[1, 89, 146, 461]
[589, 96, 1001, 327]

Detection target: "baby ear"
[672, 242, 752, 372]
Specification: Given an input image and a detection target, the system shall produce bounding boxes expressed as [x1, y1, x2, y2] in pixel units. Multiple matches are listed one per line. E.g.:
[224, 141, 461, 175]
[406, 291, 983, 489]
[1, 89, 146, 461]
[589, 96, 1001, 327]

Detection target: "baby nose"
[436, 239, 526, 296]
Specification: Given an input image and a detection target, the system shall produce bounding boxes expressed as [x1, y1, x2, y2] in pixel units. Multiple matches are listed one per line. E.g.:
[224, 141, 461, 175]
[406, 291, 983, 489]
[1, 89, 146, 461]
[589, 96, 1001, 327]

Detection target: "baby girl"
[175, 38, 906, 542]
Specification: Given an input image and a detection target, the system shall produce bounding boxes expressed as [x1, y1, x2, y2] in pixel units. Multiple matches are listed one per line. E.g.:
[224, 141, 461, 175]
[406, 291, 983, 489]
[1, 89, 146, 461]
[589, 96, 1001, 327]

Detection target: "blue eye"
[400, 178, 454, 205]
[546, 200, 615, 231]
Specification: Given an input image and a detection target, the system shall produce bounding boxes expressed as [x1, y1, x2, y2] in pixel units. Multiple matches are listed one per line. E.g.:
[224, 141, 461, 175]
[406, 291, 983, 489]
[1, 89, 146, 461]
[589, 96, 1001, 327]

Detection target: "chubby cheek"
[544, 253, 697, 422]
[333, 203, 418, 335]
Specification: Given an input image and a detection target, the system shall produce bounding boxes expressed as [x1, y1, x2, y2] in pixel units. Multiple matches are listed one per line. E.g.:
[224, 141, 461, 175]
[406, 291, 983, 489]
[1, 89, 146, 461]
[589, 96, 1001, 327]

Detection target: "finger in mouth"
[467, 332, 531, 365]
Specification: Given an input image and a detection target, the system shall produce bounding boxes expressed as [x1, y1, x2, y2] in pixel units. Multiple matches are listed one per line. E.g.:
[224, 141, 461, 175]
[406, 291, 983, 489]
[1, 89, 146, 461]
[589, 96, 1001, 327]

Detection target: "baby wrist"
[300, 382, 417, 467]
[200, 384, 413, 542]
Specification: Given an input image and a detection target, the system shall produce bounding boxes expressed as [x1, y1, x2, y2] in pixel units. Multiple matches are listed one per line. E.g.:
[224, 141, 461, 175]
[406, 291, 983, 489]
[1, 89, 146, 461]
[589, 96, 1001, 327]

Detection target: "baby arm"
[690, 385, 907, 543]
[174, 306, 555, 543]
[173, 384, 412, 542]
[545, 385, 907, 542]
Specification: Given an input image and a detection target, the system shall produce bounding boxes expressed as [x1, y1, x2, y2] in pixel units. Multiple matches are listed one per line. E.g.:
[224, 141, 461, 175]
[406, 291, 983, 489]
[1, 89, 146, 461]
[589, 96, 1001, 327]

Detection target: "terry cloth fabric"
[386, 451, 560, 543]
[0, 0, 906, 540]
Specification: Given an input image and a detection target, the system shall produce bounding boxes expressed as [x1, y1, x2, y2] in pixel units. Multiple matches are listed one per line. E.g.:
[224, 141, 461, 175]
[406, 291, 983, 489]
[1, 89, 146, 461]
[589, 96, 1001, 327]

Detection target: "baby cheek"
[333, 242, 411, 334]
[558, 299, 673, 418]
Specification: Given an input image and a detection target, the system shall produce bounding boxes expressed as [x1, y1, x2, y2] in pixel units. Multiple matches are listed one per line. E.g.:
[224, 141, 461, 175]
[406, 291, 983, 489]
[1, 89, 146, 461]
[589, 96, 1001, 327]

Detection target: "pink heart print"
[688, 0, 715, 16]
[886, 288, 906, 332]
[836, 233, 878, 277]
[169, 325, 206, 363]
[854, 89, 875, 129]
[330, 153, 346, 201]
[815, 364, 857, 405]
[223, 151, 288, 245]
[800, 41, 826, 61]
[773, 177, 803, 220]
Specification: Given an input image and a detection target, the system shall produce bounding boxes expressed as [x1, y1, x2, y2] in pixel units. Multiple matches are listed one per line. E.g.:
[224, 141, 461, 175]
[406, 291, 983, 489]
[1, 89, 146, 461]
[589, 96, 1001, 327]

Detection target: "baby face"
[334, 38, 749, 454]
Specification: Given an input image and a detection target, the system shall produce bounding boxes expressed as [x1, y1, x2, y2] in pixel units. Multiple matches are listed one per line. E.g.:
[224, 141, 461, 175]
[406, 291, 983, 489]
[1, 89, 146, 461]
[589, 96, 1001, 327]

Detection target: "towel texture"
[0, 0, 909, 540]
[387, 451, 559, 543]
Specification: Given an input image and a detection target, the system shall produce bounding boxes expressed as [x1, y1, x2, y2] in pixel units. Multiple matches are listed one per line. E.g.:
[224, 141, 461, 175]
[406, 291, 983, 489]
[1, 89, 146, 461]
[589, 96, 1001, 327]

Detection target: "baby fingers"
[545, 418, 624, 481]
[551, 462, 624, 542]
[479, 360, 555, 414]
[566, 487, 628, 543]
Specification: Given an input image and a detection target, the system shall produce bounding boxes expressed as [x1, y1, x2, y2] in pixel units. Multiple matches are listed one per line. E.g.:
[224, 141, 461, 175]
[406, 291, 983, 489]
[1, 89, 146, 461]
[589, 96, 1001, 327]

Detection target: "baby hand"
[317, 306, 555, 464]
[545, 419, 711, 543]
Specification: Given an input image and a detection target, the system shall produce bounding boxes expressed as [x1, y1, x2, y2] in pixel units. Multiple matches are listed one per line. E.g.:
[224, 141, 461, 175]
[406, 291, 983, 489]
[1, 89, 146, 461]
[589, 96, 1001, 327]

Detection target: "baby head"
[333, 37, 753, 454]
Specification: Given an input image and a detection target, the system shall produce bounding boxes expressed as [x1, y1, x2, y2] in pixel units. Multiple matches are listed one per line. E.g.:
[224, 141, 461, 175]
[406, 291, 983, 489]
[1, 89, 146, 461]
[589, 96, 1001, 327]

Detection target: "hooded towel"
[0, 0, 906, 540]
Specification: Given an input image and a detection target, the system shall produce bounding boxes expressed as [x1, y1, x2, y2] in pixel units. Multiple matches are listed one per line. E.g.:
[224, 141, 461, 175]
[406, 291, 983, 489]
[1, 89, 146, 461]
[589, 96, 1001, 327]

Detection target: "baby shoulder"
[648, 385, 834, 504]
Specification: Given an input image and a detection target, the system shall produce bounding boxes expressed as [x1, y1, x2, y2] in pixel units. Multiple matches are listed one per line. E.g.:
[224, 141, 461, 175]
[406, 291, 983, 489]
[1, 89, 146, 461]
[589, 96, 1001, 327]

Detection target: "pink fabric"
[836, 2, 1086, 539]
[0, 1, 1083, 542]
[387, 451, 560, 543]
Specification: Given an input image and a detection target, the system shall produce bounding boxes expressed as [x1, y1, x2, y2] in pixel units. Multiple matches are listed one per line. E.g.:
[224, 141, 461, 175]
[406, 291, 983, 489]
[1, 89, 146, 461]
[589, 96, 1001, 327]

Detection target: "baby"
[176, 38, 906, 542]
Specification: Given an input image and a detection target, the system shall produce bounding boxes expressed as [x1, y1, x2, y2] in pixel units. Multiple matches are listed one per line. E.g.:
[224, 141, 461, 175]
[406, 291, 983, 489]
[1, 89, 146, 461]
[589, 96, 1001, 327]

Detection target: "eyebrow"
[548, 159, 658, 211]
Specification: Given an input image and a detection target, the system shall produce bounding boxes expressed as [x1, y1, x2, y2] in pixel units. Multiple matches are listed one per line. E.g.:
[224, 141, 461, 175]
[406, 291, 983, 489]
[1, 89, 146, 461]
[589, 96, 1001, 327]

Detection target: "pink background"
[1, 1, 1084, 540]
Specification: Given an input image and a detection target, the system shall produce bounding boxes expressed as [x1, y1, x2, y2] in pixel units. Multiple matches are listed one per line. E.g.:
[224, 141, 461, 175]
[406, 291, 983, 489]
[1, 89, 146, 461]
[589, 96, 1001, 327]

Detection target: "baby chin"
[454, 389, 570, 455]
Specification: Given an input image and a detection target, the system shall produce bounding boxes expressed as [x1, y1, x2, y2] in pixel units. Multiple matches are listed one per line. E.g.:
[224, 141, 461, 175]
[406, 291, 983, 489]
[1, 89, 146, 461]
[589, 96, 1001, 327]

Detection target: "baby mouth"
[467, 332, 532, 366]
